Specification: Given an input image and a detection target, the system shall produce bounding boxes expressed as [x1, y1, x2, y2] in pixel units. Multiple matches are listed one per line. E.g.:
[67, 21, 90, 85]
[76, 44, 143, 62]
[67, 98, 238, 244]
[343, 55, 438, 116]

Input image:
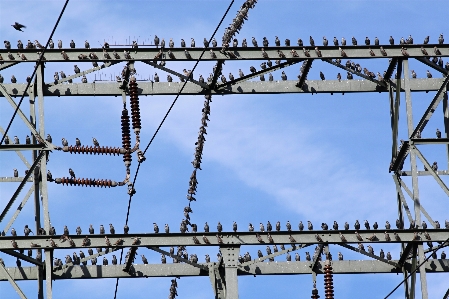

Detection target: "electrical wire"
[384, 238, 449, 299]
[0, 0, 70, 145]
[112, 1, 235, 298]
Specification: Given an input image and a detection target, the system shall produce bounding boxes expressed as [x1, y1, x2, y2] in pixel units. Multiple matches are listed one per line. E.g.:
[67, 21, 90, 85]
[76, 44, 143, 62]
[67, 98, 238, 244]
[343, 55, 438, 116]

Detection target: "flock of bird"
[1, 33, 447, 84]
[3, 217, 448, 268]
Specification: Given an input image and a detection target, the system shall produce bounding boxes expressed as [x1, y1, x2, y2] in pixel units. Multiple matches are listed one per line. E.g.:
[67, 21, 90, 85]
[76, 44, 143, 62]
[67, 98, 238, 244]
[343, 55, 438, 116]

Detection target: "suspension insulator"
[311, 286, 320, 299]
[54, 177, 118, 187]
[62, 145, 126, 155]
[121, 107, 132, 167]
[323, 260, 334, 299]
[128, 77, 141, 135]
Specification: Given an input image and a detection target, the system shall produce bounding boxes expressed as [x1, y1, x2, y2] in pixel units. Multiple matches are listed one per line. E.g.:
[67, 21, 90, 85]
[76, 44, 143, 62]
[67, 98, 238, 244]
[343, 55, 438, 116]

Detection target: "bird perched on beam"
[12, 22, 26, 31]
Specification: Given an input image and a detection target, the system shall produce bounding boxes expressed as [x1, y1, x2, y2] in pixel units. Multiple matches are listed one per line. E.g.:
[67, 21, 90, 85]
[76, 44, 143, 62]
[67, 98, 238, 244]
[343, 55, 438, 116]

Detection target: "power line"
[112, 1, 235, 298]
[0, 0, 70, 145]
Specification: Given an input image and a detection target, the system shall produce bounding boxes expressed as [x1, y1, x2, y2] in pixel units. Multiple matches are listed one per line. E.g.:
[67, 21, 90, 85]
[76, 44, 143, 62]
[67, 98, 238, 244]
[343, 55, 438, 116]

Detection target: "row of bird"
[2, 242, 445, 270]
[5, 218, 448, 237]
[2, 34, 445, 51]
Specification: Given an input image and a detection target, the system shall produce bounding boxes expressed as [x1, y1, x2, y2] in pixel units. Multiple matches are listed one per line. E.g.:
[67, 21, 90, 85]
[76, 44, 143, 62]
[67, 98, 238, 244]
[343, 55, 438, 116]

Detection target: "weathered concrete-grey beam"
[0, 44, 447, 62]
[0, 78, 444, 97]
[1, 260, 448, 281]
[0, 230, 448, 250]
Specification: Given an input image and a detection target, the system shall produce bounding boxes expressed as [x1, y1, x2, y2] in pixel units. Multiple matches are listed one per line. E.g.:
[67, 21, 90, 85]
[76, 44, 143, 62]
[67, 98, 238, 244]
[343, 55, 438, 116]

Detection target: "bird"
[394, 232, 401, 241]
[212, 38, 218, 47]
[76, 226, 81, 235]
[436, 128, 441, 138]
[309, 36, 315, 46]
[13, 136, 19, 144]
[305, 252, 311, 261]
[250, 66, 256, 73]
[351, 36, 357, 45]
[191, 38, 195, 48]
[298, 221, 304, 231]
[4, 40, 11, 49]
[438, 34, 444, 45]
[281, 71, 287, 81]
[364, 220, 370, 230]
[61, 51, 69, 60]
[12, 22, 26, 31]
[286, 221, 292, 231]
[248, 223, 254, 232]
[263, 37, 269, 47]
[308, 221, 313, 230]
[167, 75, 173, 82]
[100, 224, 105, 234]
[252, 37, 258, 47]
[319, 71, 325, 80]
[69, 40, 75, 48]
[333, 37, 339, 46]
[13, 168, 18, 177]
[74, 65, 80, 74]
[141, 255, 148, 264]
[355, 231, 363, 241]
[337, 73, 341, 82]
[286, 253, 291, 261]
[180, 39, 186, 47]
[217, 222, 223, 233]
[238, 69, 244, 78]
[314, 47, 322, 57]
[259, 223, 265, 232]
[11, 75, 17, 83]
[232, 38, 238, 47]
[323, 36, 328, 46]
[442, 251, 446, 259]
[341, 37, 346, 46]
[386, 252, 392, 260]
[233, 221, 237, 232]
[75, 137, 81, 147]
[61, 137, 68, 147]
[365, 37, 370, 45]
[204, 222, 209, 232]
[339, 232, 347, 242]
[69, 168, 75, 179]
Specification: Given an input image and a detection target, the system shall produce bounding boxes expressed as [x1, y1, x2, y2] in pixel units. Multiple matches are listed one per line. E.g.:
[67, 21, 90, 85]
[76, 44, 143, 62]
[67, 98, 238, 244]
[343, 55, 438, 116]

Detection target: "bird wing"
[16, 22, 26, 28]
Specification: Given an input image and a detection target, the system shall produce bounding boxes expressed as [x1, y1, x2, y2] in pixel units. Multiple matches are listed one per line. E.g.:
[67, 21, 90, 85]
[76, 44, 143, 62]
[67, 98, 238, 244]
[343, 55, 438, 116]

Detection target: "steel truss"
[0, 41, 448, 299]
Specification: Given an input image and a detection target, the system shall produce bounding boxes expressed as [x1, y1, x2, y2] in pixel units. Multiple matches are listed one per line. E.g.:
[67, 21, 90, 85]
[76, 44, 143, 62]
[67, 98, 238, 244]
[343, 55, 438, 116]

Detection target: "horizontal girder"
[0, 229, 447, 250]
[0, 44, 448, 63]
[0, 260, 447, 281]
[0, 78, 444, 97]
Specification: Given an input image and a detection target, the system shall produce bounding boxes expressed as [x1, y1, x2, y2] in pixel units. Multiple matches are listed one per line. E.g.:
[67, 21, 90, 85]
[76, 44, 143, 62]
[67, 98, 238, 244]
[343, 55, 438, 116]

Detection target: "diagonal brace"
[143, 61, 209, 89]
[46, 61, 118, 86]
[416, 57, 449, 76]
[399, 242, 418, 267]
[411, 75, 449, 138]
[2, 185, 35, 235]
[338, 243, 399, 268]
[384, 58, 399, 82]
[398, 176, 437, 227]
[393, 175, 414, 223]
[0, 126, 31, 169]
[325, 59, 385, 87]
[297, 59, 313, 88]
[148, 246, 209, 271]
[0, 151, 45, 223]
[0, 262, 28, 299]
[413, 145, 449, 196]
[1, 250, 44, 267]
[216, 60, 300, 89]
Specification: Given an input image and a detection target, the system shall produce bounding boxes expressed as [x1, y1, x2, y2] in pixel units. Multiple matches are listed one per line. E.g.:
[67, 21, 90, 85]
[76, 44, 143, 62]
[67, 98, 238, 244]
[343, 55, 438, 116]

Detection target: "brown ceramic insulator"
[311, 287, 320, 299]
[63, 145, 125, 156]
[128, 78, 141, 133]
[121, 107, 132, 165]
[55, 177, 118, 187]
[323, 262, 334, 299]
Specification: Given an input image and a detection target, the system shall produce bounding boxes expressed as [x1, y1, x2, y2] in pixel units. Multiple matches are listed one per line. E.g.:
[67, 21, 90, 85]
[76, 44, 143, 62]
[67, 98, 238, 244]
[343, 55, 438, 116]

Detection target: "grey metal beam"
[0, 151, 45, 223]
[399, 170, 449, 176]
[0, 249, 44, 266]
[0, 177, 33, 182]
[221, 246, 240, 299]
[416, 57, 449, 76]
[2, 185, 35, 235]
[46, 61, 118, 87]
[397, 177, 437, 228]
[324, 58, 383, 86]
[210, 60, 224, 88]
[0, 262, 28, 298]
[0, 126, 31, 169]
[411, 75, 449, 138]
[392, 175, 414, 223]
[122, 247, 137, 273]
[0, 144, 51, 151]
[411, 138, 449, 144]
[399, 243, 417, 267]
[338, 243, 399, 268]
[0, 78, 445, 97]
[1, 230, 448, 250]
[0, 85, 43, 141]
[444, 86, 449, 171]
[142, 60, 209, 89]
[148, 246, 208, 271]
[0, 44, 447, 62]
[413, 145, 449, 196]
[384, 58, 399, 81]
[297, 59, 312, 88]
[0, 61, 19, 71]
[215, 60, 300, 90]
[1, 260, 448, 281]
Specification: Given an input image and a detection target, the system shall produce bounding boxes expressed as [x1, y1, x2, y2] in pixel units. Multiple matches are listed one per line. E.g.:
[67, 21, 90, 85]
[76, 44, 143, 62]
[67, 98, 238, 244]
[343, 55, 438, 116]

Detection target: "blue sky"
[1, 0, 448, 298]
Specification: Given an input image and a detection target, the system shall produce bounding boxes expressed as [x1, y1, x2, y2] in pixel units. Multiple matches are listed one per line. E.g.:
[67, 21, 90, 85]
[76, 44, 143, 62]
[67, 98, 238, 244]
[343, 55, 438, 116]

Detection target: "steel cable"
[112, 1, 235, 298]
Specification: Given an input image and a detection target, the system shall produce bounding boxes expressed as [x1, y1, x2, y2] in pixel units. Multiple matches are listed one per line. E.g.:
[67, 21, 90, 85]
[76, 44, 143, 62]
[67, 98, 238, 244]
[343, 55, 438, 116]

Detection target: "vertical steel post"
[220, 246, 240, 299]
[443, 85, 449, 170]
[30, 72, 44, 299]
[403, 59, 428, 299]
[36, 62, 52, 299]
